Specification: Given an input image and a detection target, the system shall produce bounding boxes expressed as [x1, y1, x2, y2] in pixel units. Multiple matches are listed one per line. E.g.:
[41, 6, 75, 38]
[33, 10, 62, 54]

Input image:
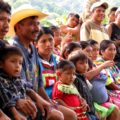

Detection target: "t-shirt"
[38, 54, 57, 98]
[90, 71, 109, 104]
[52, 81, 89, 120]
[80, 20, 109, 43]
[110, 23, 120, 62]
[12, 36, 43, 92]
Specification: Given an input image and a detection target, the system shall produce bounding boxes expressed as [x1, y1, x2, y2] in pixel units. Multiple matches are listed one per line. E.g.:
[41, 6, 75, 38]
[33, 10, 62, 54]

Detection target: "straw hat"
[90, 1, 108, 12]
[8, 4, 48, 36]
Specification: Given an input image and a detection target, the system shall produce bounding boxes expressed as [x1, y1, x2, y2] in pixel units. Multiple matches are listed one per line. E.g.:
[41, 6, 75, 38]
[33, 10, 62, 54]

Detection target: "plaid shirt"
[0, 71, 26, 109]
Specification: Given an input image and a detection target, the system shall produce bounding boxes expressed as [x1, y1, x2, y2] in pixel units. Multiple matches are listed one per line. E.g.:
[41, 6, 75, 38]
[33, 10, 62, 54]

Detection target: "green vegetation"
[4, 0, 120, 26]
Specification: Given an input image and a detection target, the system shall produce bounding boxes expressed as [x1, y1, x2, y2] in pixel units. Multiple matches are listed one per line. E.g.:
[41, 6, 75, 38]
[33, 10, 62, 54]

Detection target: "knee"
[58, 105, 77, 120]
[108, 106, 120, 120]
[47, 109, 64, 120]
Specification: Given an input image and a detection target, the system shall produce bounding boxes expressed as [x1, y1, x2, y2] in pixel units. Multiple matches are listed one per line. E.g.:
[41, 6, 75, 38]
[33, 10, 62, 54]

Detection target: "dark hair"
[100, 40, 115, 55]
[67, 13, 80, 20]
[80, 41, 91, 49]
[0, 1, 11, 14]
[61, 42, 81, 59]
[68, 50, 88, 66]
[0, 46, 23, 62]
[108, 7, 118, 15]
[50, 25, 59, 33]
[37, 27, 54, 42]
[88, 39, 98, 46]
[0, 40, 7, 48]
[56, 60, 75, 71]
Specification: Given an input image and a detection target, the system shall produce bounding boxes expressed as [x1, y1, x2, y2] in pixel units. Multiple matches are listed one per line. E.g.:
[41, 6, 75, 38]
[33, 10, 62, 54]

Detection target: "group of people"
[1, 0, 120, 120]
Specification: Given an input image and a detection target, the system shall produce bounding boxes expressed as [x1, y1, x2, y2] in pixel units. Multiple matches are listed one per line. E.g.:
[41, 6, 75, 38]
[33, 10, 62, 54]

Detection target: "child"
[68, 50, 120, 120]
[61, 42, 81, 60]
[88, 39, 99, 61]
[52, 60, 89, 120]
[60, 13, 80, 46]
[0, 46, 27, 120]
[50, 25, 62, 57]
[68, 50, 99, 120]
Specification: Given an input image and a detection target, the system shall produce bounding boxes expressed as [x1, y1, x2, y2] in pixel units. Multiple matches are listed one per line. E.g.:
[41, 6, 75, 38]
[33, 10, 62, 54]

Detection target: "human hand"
[80, 98, 89, 111]
[64, 33, 73, 43]
[16, 99, 37, 119]
[101, 60, 114, 69]
[36, 96, 51, 116]
[0, 110, 11, 120]
[14, 113, 26, 120]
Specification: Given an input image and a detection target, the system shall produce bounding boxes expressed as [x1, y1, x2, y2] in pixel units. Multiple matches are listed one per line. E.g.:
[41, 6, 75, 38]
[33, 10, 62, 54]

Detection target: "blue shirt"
[13, 36, 43, 92]
[90, 71, 109, 104]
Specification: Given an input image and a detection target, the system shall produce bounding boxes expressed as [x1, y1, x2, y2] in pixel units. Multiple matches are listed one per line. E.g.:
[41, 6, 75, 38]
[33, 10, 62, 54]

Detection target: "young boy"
[0, 46, 51, 120]
[0, 46, 28, 120]
[50, 25, 61, 56]
[52, 60, 89, 120]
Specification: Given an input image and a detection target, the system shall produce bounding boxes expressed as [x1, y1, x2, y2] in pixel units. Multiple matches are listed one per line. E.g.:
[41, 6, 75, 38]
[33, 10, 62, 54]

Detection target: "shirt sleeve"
[37, 56, 43, 88]
[52, 82, 63, 100]
[0, 83, 16, 109]
[80, 22, 90, 41]
[105, 69, 114, 86]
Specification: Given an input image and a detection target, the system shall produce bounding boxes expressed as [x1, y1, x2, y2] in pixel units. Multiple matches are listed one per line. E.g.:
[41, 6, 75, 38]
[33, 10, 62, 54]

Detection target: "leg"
[107, 107, 120, 120]
[47, 109, 64, 120]
[58, 105, 77, 120]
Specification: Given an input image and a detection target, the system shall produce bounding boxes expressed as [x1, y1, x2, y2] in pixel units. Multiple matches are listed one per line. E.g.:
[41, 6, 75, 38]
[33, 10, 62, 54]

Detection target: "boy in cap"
[80, 1, 109, 44]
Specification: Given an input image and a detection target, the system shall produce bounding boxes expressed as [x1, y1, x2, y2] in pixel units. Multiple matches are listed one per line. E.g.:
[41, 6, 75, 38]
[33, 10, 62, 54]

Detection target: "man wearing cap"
[106, 7, 120, 69]
[80, 1, 109, 43]
[0, 1, 11, 120]
[9, 4, 77, 120]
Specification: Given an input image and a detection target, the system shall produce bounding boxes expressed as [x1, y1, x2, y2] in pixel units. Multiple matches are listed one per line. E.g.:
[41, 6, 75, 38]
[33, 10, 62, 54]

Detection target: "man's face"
[0, 11, 10, 39]
[92, 6, 105, 23]
[17, 17, 40, 42]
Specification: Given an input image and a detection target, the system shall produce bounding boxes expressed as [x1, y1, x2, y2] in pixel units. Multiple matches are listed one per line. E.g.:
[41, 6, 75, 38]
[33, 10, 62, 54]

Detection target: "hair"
[67, 13, 80, 20]
[80, 41, 91, 49]
[0, 40, 7, 48]
[88, 39, 98, 46]
[68, 50, 88, 66]
[61, 42, 81, 59]
[108, 7, 118, 15]
[50, 25, 59, 33]
[100, 40, 115, 55]
[56, 60, 75, 72]
[37, 27, 54, 42]
[0, 1, 11, 14]
[0, 46, 23, 62]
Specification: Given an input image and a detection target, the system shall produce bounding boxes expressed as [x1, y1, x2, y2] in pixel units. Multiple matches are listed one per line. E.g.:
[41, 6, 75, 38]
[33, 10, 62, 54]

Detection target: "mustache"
[31, 30, 39, 34]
